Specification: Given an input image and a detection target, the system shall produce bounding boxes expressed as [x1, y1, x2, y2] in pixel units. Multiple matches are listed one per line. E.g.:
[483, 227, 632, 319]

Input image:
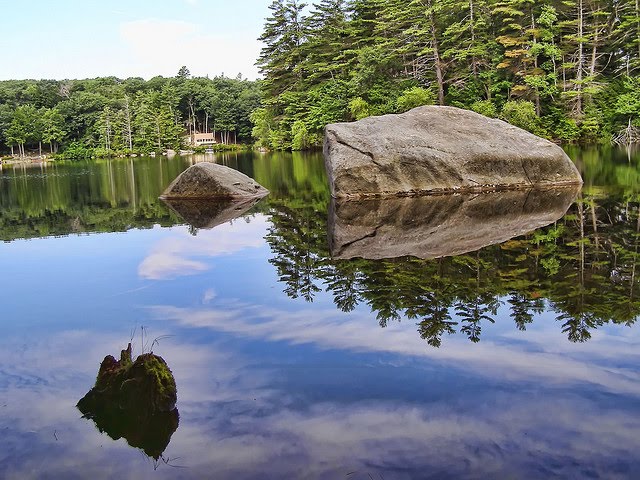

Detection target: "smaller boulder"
[78, 344, 177, 413]
[161, 162, 268, 199]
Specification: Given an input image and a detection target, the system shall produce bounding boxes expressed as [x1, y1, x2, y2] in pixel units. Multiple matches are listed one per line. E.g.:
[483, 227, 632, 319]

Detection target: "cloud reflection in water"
[3, 195, 640, 478]
[0, 304, 639, 479]
[138, 215, 268, 280]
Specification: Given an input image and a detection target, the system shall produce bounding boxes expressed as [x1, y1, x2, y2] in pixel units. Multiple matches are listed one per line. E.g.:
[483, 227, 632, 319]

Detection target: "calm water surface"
[0, 148, 639, 479]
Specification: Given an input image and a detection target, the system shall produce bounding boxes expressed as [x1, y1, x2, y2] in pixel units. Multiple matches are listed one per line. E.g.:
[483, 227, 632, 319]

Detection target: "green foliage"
[396, 87, 436, 112]
[269, 127, 291, 151]
[0, 75, 261, 155]
[580, 116, 603, 144]
[348, 97, 372, 120]
[42, 108, 66, 152]
[470, 100, 498, 118]
[543, 109, 580, 142]
[253, 0, 639, 148]
[614, 77, 640, 121]
[60, 141, 93, 160]
[501, 100, 545, 136]
[250, 107, 272, 148]
[291, 120, 308, 150]
[305, 80, 351, 131]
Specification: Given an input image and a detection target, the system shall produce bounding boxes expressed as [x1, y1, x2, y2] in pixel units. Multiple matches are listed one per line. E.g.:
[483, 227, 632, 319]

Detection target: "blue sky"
[0, 0, 271, 80]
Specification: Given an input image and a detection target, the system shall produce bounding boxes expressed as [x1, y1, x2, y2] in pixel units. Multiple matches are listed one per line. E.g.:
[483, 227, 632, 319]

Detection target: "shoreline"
[1, 156, 52, 166]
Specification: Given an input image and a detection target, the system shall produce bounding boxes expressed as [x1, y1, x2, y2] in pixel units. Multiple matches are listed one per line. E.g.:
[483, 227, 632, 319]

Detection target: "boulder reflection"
[162, 196, 264, 230]
[329, 187, 579, 260]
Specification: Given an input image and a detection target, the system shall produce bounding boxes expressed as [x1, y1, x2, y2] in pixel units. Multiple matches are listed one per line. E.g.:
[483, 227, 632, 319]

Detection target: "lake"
[1, 147, 639, 479]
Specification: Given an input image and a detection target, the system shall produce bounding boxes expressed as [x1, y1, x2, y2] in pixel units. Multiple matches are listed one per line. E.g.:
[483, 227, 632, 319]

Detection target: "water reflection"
[269, 191, 640, 344]
[260, 152, 640, 345]
[138, 214, 268, 280]
[329, 187, 580, 260]
[162, 197, 265, 231]
[146, 299, 640, 478]
[1, 148, 640, 478]
[0, 156, 187, 241]
[2, 325, 638, 479]
[2, 152, 637, 345]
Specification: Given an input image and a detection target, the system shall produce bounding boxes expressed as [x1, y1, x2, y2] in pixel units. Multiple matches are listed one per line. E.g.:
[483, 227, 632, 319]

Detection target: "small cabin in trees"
[190, 132, 216, 146]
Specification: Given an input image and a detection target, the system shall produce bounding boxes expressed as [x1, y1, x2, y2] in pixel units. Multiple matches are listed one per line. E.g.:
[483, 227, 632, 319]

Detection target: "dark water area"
[0, 147, 639, 479]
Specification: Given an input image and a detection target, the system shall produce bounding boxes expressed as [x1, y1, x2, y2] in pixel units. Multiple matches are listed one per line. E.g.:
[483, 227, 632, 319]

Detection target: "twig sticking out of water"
[153, 455, 187, 470]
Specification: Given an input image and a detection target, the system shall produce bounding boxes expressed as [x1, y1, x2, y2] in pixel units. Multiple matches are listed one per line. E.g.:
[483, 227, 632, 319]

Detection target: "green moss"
[78, 345, 179, 459]
[137, 353, 177, 399]
[83, 344, 177, 414]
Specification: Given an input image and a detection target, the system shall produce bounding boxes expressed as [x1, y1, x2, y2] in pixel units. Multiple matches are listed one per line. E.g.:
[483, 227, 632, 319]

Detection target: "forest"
[2, 1, 639, 157]
[254, 0, 640, 149]
[0, 68, 260, 158]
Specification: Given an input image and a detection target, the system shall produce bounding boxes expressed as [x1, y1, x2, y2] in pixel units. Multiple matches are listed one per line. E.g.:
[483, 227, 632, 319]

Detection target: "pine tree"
[612, 0, 640, 74]
[303, 0, 352, 86]
[257, 0, 308, 99]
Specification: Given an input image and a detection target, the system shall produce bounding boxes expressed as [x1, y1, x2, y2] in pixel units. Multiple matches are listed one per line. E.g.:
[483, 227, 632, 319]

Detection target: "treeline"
[254, 0, 640, 149]
[0, 68, 261, 158]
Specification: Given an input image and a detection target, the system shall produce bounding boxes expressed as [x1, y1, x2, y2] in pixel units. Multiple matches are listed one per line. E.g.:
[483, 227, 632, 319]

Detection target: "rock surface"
[329, 186, 580, 260]
[324, 106, 583, 198]
[161, 162, 268, 199]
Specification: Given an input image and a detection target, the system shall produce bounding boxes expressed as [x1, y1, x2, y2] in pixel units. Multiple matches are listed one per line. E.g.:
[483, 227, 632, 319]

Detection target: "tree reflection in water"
[265, 189, 640, 347]
[1, 150, 638, 347]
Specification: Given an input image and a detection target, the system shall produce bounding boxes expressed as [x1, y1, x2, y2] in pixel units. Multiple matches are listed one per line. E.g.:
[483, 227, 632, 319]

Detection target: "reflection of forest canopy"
[0, 151, 326, 241]
[0, 157, 189, 240]
[264, 151, 640, 345]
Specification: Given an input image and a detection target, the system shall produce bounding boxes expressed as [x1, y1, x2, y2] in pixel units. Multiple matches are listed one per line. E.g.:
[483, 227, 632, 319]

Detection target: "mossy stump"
[77, 344, 179, 459]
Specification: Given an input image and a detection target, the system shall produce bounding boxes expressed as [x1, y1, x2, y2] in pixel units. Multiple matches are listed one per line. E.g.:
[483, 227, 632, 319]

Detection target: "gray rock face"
[324, 106, 583, 198]
[329, 186, 580, 260]
[161, 162, 268, 199]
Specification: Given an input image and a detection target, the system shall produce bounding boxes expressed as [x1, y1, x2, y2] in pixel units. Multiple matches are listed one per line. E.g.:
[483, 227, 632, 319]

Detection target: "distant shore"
[1, 155, 53, 166]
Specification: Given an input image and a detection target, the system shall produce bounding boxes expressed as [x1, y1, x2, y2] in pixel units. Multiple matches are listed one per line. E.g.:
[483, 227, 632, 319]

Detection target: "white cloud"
[1, 324, 639, 478]
[138, 252, 208, 280]
[138, 215, 268, 280]
[149, 301, 640, 396]
[119, 18, 261, 79]
[202, 288, 216, 304]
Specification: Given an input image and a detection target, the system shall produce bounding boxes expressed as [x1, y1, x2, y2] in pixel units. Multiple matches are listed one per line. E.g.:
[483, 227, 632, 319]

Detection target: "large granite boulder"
[329, 186, 580, 260]
[324, 106, 583, 198]
[161, 162, 268, 199]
